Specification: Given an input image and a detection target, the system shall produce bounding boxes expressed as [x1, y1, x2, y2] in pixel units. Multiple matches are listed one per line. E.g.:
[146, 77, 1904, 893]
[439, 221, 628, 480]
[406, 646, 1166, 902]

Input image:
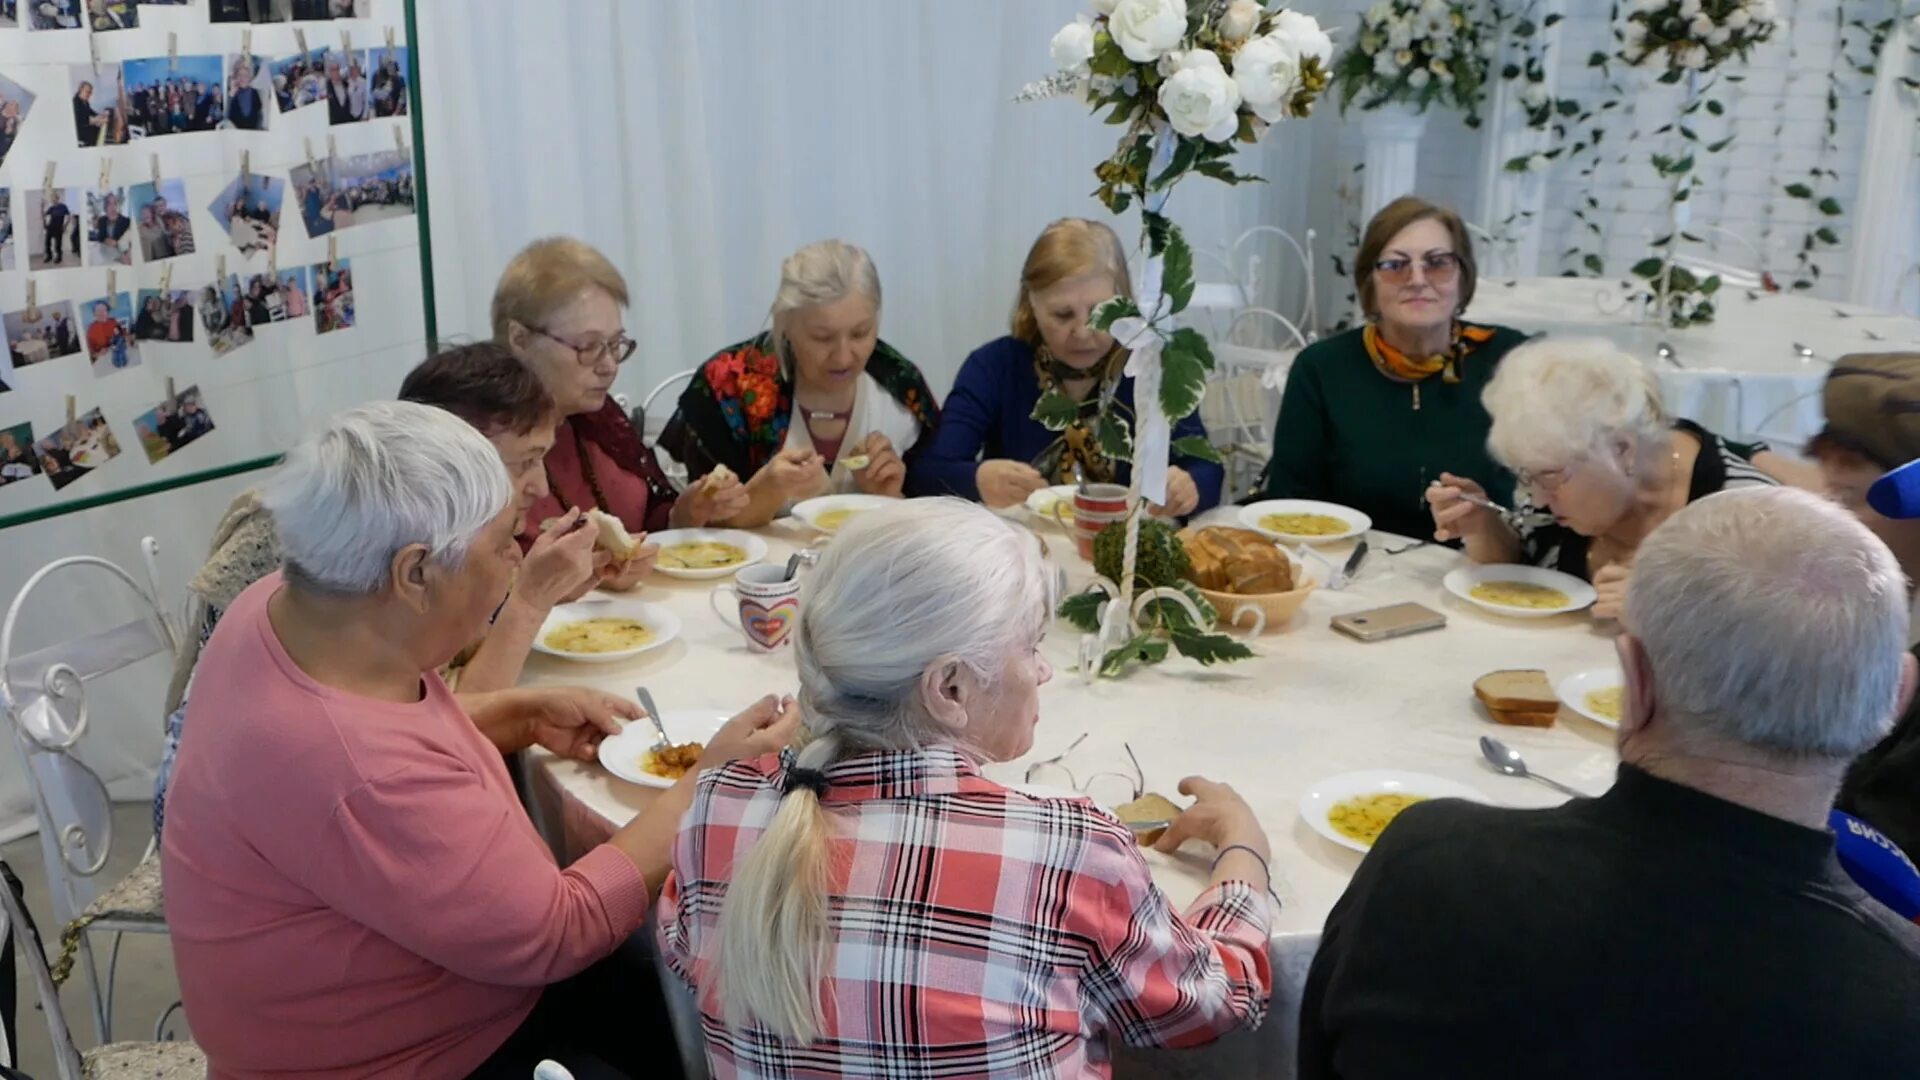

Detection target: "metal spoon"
[782, 548, 819, 582]
[1655, 341, 1682, 369]
[635, 686, 670, 752]
[1792, 341, 1816, 364]
[1478, 736, 1588, 799]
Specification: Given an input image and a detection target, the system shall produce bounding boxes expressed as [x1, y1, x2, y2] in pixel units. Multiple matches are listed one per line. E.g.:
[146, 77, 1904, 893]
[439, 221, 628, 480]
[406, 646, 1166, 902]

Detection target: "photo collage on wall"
[0, 1, 410, 499]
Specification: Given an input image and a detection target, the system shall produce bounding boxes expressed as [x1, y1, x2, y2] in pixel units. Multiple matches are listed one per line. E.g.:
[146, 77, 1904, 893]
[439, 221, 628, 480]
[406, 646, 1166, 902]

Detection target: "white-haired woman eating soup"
[1426, 337, 1776, 618]
[658, 498, 1274, 1077]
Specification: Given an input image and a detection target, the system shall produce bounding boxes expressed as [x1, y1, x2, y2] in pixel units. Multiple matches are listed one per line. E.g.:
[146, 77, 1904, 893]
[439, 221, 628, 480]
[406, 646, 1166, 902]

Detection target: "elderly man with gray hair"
[162, 401, 796, 1079]
[1301, 486, 1920, 1079]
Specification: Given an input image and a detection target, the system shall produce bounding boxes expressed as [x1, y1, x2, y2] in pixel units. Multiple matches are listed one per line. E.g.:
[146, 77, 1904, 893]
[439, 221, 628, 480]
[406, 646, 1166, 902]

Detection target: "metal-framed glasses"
[528, 324, 638, 367]
[1513, 462, 1574, 494]
[1023, 734, 1145, 806]
[1373, 252, 1461, 286]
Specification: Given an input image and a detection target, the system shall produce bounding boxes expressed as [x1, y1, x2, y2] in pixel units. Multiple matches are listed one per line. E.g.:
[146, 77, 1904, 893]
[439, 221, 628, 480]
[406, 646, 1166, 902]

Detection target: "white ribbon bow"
[1111, 312, 1170, 507]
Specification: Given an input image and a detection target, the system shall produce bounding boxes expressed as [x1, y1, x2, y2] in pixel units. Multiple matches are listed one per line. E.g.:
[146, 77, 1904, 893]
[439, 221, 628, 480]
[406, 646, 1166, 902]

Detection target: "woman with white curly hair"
[1427, 337, 1776, 618]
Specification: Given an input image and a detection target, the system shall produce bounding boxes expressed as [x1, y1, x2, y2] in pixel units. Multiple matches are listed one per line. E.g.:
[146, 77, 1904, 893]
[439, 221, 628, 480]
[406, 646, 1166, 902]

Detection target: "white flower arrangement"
[1619, 0, 1778, 77]
[1333, 0, 1493, 123]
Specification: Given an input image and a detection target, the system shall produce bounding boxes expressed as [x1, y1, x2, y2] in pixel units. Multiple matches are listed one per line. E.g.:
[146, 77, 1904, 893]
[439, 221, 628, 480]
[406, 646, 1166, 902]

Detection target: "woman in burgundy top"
[494, 237, 750, 590]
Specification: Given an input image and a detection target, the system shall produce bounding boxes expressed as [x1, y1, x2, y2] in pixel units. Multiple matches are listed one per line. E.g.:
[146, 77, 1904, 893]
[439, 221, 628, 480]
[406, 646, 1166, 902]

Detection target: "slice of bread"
[1487, 706, 1559, 728]
[1113, 792, 1183, 846]
[1474, 669, 1556, 712]
[699, 463, 738, 494]
[585, 508, 643, 561]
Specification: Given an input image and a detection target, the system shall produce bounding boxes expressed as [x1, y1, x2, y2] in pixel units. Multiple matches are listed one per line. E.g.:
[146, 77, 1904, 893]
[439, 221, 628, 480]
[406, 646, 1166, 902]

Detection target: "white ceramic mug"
[710, 563, 802, 652]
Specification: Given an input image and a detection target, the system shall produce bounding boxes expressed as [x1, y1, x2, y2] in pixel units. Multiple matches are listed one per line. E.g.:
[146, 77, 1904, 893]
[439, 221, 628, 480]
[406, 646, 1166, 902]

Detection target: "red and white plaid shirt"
[658, 746, 1273, 1079]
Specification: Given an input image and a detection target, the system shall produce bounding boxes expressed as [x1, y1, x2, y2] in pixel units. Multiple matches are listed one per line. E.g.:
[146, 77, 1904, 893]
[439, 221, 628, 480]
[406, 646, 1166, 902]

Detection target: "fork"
[634, 686, 671, 752]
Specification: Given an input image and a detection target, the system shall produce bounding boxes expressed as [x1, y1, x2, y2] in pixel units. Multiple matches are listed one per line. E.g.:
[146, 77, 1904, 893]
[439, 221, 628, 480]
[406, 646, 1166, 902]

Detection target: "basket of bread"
[1176, 526, 1320, 633]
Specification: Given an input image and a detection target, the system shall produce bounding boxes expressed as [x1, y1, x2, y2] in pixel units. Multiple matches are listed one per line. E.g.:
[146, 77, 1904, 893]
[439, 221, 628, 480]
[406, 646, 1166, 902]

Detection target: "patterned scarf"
[1363, 321, 1499, 384]
[567, 399, 680, 520]
[1031, 345, 1126, 486]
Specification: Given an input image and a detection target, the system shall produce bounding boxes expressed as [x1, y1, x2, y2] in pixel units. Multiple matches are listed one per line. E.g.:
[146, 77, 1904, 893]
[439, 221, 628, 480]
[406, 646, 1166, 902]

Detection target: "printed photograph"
[244, 267, 309, 323]
[29, 0, 82, 30]
[84, 186, 133, 267]
[208, 0, 247, 23]
[270, 47, 329, 113]
[123, 55, 225, 138]
[0, 189, 13, 272]
[133, 288, 196, 344]
[79, 292, 141, 378]
[33, 408, 121, 492]
[0, 1, 13, 28]
[69, 64, 129, 147]
[0, 423, 40, 490]
[323, 48, 372, 125]
[312, 258, 354, 334]
[25, 188, 82, 271]
[225, 53, 269, 130]
[199, 275, 254, 356]
[208, 172, 284, 257]
[370, 45, 407, 117]
[0, 72, 37, 172]
[128, 178, 196, 262]
[87, 0, 137, 30]
[4, 301, 81, 369]
[248, 0, 289, 22]
[329, 0, 369, 15]
[134, 383, 215, 464]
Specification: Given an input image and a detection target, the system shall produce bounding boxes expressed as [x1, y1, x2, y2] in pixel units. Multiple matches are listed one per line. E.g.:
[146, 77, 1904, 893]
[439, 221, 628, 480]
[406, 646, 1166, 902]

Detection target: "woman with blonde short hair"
[1428, 337, 1775, 617]
[494, 237, 750, 588]
[660, 239, 940, 527]
[909, 218, 1222, 516]
[659, 499, 1273, 1076]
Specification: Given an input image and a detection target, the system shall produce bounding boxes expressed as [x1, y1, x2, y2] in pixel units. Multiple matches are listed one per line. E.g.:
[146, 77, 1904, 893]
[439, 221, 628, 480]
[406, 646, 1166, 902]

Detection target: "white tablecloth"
[1466, 277, 1920, 451]
[524, 512, 1622, 936]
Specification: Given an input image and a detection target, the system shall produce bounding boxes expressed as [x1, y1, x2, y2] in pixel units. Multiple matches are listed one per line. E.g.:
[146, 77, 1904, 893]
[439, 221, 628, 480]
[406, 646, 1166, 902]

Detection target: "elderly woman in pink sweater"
[161, 400, 796, 1078]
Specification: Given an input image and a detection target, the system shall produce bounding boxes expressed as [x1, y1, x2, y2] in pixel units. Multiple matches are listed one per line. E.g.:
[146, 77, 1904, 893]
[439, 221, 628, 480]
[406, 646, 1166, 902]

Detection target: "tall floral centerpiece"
[1616, 0, 1778, 326]
[1033, 0, 1330, 676]
[1331, 0, 1493, 217]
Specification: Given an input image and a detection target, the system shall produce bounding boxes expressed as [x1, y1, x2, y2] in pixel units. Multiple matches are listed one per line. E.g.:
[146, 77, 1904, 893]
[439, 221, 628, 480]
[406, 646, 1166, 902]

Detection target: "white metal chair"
[1229, 225, 1319, 345]
[0, 860, 203, 1079]
[1204, 309, 1308, 503]
[0, 548, 178, 1046]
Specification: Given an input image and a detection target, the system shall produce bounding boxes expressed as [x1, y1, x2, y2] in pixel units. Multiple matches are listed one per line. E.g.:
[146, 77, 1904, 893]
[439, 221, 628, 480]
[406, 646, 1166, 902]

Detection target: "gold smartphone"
[1331, 602, 1447, 642]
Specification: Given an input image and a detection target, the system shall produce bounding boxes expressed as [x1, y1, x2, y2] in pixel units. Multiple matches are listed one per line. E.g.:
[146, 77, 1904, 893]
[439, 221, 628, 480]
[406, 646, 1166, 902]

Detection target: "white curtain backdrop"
[413, 0, 1337, 404]
[1849, 10, 1920, 314]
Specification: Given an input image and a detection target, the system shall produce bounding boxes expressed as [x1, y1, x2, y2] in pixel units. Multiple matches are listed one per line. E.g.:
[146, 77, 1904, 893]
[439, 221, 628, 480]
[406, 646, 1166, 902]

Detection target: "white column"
[1473, 0, 1565, 278]
[1360, 103, 1429, 222]
[1848, 15, 1920, 313]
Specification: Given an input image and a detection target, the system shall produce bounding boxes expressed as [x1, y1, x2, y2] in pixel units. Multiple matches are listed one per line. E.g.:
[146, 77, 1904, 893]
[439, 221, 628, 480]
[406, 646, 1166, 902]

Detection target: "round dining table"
[520, 506, 1626, 1078]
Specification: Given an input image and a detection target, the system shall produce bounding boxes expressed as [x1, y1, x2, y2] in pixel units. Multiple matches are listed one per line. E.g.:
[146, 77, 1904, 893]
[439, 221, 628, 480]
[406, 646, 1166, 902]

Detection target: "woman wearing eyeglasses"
[1259, 196, 1526, 539]
[495, 237, 749, 591]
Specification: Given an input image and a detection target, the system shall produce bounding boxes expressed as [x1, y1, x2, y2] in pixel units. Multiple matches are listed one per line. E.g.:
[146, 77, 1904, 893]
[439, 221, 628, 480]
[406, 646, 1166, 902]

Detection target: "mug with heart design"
[710, 563, 802, 652]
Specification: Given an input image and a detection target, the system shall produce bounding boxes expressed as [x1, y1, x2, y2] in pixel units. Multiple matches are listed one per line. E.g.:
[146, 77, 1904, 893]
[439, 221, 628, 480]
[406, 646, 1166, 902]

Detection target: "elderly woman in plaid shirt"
[659, 498, 1275, 1078]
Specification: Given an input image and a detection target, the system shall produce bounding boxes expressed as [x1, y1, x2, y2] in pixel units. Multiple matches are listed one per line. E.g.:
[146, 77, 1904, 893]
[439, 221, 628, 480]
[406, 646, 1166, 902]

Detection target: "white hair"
[1626, 486, 1909, 759]
[262, 400, 512, 596]
[715, 498, 1055, 1043]
[1483, 337, 1668, 471]
[765, 239, 882, 371]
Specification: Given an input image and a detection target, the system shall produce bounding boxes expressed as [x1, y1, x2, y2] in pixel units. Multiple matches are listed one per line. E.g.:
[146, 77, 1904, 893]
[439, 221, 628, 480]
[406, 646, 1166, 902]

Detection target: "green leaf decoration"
[1159, 328, 1213, 421]
[1631, 257, 1665, 278]
[1818, 197, 1844, 216]
[1784, 183, 1814, 198]
[1097, 412, 1134, 463]
[1101, 632, 1169, 677]
[1142, 595, 1200, 632]
[1058, 591, 1105, 634]
[1152, 138, 1200, 191]
[1172, 434, 1224, 465]
[1089, 32, 1132, 79]
[1167, 327, 1216, 372]
[1583, 253, 1605, 275]
[1105, 100, 1135, 125]
[1162, 227, 1196, 315]
[1556, 99, 1581, 117]
[1815, 226, 1841, 245]
[1031, 388, 1082, 432]
[1706, 99, 1725, 116]
[1701, 275, 1722, 295]
[1705, 138, 1733, 153]
[1144, 212, 1173, 256]
[1170, 579, 1218, 624]
[1168, 627, 1255, 666]
[1587, 51, 1609, 67]
[1090, 296, 1141, 333]
[1504, 155, 1533, 173]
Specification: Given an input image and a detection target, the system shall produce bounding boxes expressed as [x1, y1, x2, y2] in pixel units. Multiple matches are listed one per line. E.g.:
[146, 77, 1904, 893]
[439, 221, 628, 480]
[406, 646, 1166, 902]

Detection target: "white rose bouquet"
[1332, 0, 1493, 124]
[1619, 0, 1778, 77]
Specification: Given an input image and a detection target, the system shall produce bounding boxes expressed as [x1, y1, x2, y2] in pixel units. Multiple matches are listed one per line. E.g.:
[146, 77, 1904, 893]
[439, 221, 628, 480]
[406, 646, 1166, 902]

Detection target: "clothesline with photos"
[0, 2, 432, 526]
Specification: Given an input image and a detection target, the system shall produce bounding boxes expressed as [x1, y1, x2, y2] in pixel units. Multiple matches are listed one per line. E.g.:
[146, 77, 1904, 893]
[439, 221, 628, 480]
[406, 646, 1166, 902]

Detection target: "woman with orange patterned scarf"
[659, 240, 939, 528]
[1260, 196, 1527, 538]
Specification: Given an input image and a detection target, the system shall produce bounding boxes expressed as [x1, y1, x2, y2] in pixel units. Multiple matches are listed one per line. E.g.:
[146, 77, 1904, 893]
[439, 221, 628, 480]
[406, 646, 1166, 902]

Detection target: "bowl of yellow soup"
[1442, 564, 1597, 619]
[1300, 770, 1494, 853]
[1238, 499, 1372, 544]
[646, 528, 769, 581]
[533, 597, 683, 663]
[792, 494, 897, 536]
[1557, 668, 1625, 730]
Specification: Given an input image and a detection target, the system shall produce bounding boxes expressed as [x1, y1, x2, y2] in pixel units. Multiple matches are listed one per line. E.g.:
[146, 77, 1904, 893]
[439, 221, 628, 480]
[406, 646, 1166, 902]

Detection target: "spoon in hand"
[1479, 736, 1588, 798]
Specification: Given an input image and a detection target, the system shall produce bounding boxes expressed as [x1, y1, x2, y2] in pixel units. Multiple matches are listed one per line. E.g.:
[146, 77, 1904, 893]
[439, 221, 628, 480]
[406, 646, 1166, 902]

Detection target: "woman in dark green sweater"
[1260, 197, 1526, 538]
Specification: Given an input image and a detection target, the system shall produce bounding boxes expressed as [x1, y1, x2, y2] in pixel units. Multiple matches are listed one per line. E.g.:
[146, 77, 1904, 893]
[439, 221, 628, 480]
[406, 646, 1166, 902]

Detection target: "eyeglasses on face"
[1373, 251, 1461, 286]
[1514, 462, 1574, 493]
[526, 324, 637, 367]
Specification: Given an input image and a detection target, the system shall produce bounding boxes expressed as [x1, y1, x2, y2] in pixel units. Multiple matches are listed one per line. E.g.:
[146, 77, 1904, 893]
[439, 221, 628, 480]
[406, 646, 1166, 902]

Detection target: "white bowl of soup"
[534, 597, 682, 663]
[1442, 564, 1597, 619]
[646, 528, 768, 580]
[1238, 499, 1371, 545]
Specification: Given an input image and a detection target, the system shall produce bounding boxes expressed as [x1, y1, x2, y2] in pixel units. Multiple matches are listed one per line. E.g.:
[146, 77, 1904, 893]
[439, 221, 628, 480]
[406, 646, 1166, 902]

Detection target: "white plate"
[1442, 563, 1597, 619]
[1239, 499, 1372, 544]
[533, 596, 682, 663]
[1299, 769, 1493, 853]
[646, 528, 768, 580]
[791, 493, 897, 534]
[1024, 485, 1078, 528]
[597, 708, 731, 788]
[1558, 668, 1624, 730]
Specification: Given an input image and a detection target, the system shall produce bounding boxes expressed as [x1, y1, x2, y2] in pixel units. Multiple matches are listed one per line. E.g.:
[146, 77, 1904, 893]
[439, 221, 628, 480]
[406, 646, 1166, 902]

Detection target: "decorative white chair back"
[640, 369, 698, 439]
[0, 861, 88, 1080]
[0, 555, 176, 930]
[1230, 225, 1318, 344]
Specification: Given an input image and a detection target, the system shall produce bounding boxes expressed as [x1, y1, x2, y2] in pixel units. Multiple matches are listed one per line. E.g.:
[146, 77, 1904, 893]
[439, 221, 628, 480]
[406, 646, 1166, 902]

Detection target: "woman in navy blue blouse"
[909, 218, 1222, 516]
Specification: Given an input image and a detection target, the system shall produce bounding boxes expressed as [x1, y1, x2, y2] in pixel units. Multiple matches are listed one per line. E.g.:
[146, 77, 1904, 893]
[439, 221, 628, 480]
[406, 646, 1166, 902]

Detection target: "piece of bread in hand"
[699, 464, 738, 494]
[1474, 669, 1559, 727]
[1113, 792, 1183, 846]
[585, 508, 643, 562]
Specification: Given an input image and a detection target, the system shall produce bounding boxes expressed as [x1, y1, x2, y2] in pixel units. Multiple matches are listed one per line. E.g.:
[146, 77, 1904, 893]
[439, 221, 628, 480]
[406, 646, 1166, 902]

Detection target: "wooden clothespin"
[240, 30, 252, 61]
[106, 269, 116, 299]
[99, 157, 111, 194]
[393, 123, 406, 155]
[65, 395, 77, 427]
[166, 376, 176, 402]
[24, 279, 37, 321]
[327, 134, 337, 160]
[149, 154, 160, 187]
[168, 33, 178, 70]
[384, 26, 396, 51]
[89, 30, 101, 75]
[159, 263, 173, 293]
[267, 241, 277, 274]
[216, 254, 227, 283]
[42, 162, 55, 204]
[327, 235, 337, 267]
[240, 151, 250, 184]
[341, 30, 352, 57]
[294, 28, 309, 57]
